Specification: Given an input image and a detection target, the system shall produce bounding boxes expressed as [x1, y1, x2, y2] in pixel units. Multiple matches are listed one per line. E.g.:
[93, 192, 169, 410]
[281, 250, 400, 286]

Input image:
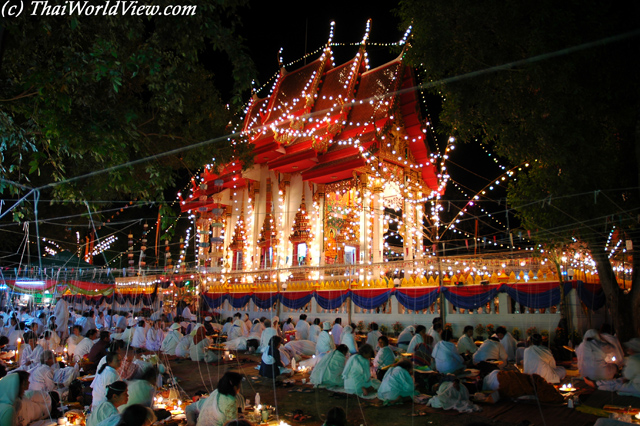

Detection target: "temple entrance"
[344, 245, 356, 265]
[383, 207, 404, 262]
[296, 243, 307, 266]
[260, 246, 273, 269]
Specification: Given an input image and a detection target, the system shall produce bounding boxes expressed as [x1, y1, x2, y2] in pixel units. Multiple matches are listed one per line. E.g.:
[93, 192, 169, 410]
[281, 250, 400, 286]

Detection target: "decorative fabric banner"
[501, 282, 570, 309]
[66, 280, 114, 296]
[441, 284, 502, 310]
[315, 290, 350, 310]
[227, 292, 253, 309]
[395, 287, 440, 311]
[201, 292, 226, 309]
[4, 279, 57, 294]
[252, 292, 280, 310]
[572, 280, 606, 311]
[280, 291, 314, 309]
[350, 288, 391, 310]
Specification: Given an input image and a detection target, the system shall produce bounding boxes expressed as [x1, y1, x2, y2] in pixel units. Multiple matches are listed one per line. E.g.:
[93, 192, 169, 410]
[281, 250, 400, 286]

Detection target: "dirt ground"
[165, 352, 596, 426]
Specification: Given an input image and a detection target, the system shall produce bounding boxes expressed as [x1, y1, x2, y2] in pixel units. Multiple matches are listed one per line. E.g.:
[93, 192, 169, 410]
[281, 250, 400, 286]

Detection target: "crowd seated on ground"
[4, 298, 640, 426]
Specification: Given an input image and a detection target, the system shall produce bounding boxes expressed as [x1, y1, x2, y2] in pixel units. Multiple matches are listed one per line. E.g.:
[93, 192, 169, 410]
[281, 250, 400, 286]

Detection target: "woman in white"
[190, 327, 218, 363]
[523, 333, 566, 383]
[308, 319, 322, 343]
[197, 372, 244, 426]
[28, 350, 56, 392]
[377, 360, 415, 404]
[315, 322, 335, 357]
[131, 320, 147, 349]
[258, 319, 277, 353]
[432, 330, 465, 374]
[91, 353, 122, 409]
[161, 323, 182, 354]
[310, 345, 348, 388]
[366, 323, 382, 350]
[339, 325, 357, 354]
[342, 344, 380, 398]
[117, 368, 156, 412]
[396, 325, 415, 351]
[145, 321, 163, 352]
[86, 381, 128, 426]
[576, 329, 617, 381]
[175, 333, 192, 358]
[587, 338, 640, 396]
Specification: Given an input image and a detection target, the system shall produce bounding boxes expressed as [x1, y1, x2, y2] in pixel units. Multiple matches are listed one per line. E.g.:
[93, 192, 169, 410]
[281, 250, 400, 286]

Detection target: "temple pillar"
[315, 184, 326, 269]
[372, 179, 383, 271]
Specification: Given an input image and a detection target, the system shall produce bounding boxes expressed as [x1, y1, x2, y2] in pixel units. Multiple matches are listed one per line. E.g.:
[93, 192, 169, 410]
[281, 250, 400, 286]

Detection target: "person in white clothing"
[523, 333, 566, 383]
[576, 329, 618, 381]
[339, 325, 357, 354]
[131, 320, 147, 349]
[19, 331, 43, 370]
[366, 323, 382, 351]
[373, 335, 396, 381]
[342, 344, 380, 398]
[86, 381, 128, 426]
[53, 296, 70, 339]
[396, 325, 415, 351]
[294, 314, 310, 341]
[308, 318, 321, 343]
[457, 325, 478, 360]
[145, 321, 163, 352]
[91, 352, 122, 409]
[586, 338, 640, 396]
[258, 319, 277, 353]
[66, 325, 84, 358]
[315, 321, 335, 357]
[377, 360, 416, 404]
[428, 322, 443, 345]
[600, 324, 625, 368]
[28, 350, 56, 392]
[309, 345, 348, 388]
[331, 318, 343, 346]
[74, 329, 98, 361]
[496, 326, 518, 362]
[432, 330, 465, 374]
[196, 372, 245, 426]
[473, 336, 507, 368]
[161, 323, 183, 355]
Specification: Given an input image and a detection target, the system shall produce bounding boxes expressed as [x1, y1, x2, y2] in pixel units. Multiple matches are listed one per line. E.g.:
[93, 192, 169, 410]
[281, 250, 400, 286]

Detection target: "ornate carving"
[311, 133, 331, 154]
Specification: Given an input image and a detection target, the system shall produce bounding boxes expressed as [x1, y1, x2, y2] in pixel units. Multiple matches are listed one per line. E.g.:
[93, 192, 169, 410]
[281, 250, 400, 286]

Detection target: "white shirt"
[373, 346, 395, 370]
[91, 366, 121, 409]
[315, 331, 335, 356]
[457, 334, 477, 355]
[29, 363, 55, 391]
[407, 334, 424, 354]
[473, 340, 507, 365]
[75, 338, 94, 360]
[295, 320, 310, 341]
[131, 326, 147, 348]
[432, 341, 465, 374]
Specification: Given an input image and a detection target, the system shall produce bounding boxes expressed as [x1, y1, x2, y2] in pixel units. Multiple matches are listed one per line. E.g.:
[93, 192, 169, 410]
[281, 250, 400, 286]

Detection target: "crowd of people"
[0, 297, 638, 426]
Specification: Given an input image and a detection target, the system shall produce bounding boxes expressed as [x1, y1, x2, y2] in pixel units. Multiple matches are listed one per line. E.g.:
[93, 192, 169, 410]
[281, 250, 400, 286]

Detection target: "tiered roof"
[181, 39, 438, 213]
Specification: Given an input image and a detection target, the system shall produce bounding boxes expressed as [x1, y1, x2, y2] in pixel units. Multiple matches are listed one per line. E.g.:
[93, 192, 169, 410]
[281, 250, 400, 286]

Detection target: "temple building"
[180, 29, 440, 286]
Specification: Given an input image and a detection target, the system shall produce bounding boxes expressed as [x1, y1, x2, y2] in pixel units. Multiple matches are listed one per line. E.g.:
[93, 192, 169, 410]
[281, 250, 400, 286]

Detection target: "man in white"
[373, 335, 396, 380]
[295, 314, 310, 341]
[331, 319, 343, 346]
[74, 329, 98, 361]
[586, 338, 640, 396]
[309, 345, 348, 388]
[495, 326, 518, 362]
[315, 321, 335, 357]
[66, 325, 84, 359]
[161, 323, 183, 354]
[258, 319, 277, 353]
[407, 325, 427, 354]
[308, 318, 321, 343]
[457, 325, 477, 358]
[432, 330, 465, 374]
[523, 333, 566, 383]
[428, 318, 443, 345]
[473, 336, 508, 368]
[29, 350, 56, 392]
[131, 320, 147, 349]
[377, 360, 415, 403]
[53, 296, 69, 339]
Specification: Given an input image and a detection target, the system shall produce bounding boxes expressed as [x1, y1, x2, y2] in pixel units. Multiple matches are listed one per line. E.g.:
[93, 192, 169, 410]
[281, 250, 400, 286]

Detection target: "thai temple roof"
[181, 35, 439, 212]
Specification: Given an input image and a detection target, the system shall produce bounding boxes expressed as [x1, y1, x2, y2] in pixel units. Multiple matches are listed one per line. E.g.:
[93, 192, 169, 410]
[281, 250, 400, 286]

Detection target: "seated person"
[283, 339, 316, 358]
[473, 335, 507, 371]
[432, 329, 465, 374]
[196, 372, 245, 426]
[342, 344, 380, 398]
[86, 381, 128, 426]
[456, 325, 477, 361]
[496, 326, 517, 362]
[260, 336, 291, 379]
[576, 329, 618, 381]
[190, 327, 219, 363]
[586, 337, 640, 396]
[377, 360, 416, 404]
[428, 379, 480, 412]
[523, 333, 566, 383]
[161, 323, 182, 355]
[407, 326, 433, 367]
[315, 322, 335, 358]
[75, 329, 98, 362]
[18, 331, 43, 370]
[373, 336, 396, 380]
[28, 350, 56, 392]
[131, 321, 147, 350]
[339, 325, 357, 355]
[145, 321, 163, 352]
[174, 333, 192, 358]
[323, 407, 346, 426]
[366, 323, 382, 351]
[88, 331, 112, 364]
[118, 368, 156, 412]
[396, 325, 415, 351]
[309, 344, 348, 388]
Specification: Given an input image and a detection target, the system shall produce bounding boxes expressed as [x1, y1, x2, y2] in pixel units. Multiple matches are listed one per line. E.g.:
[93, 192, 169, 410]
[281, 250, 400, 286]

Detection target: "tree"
[398, 0, 640, 339]
[0, 1, 256, 222]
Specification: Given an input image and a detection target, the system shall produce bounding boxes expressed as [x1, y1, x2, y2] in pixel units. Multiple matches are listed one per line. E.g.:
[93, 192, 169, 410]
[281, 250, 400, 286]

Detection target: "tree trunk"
[591, 246, 639, 341]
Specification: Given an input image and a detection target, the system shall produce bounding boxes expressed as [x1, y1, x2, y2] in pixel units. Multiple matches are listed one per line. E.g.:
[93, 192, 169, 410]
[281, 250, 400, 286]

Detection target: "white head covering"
[271, 316, 279, 324]
[204, 316, 212, 321]
[170, 323, 181, 330]
[624, 338, 640, 353]
[323, 321, 331, 331]
[343, 325, 353, 334]
[583, 329, 601, 342]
